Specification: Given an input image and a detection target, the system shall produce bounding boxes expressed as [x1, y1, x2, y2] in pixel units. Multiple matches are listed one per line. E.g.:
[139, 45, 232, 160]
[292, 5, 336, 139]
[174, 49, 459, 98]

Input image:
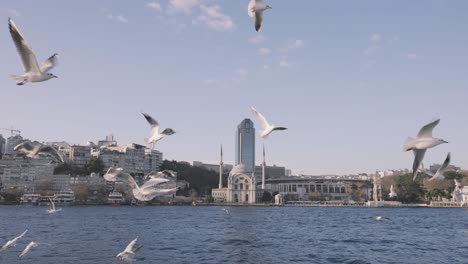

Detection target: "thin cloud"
[168, 0, 199, 14]
[194, 5, 234, 32]
[258, 48, 271, 56]
[288, 39, 305, 49]
[407, 53, 417, 60]
[237, 68, 249, 76]
[248, 35, 266, 44]
[370, 33, 382, 42]
[363, 45, 379, 56]
[279, 58, 291, 68]
[146, 2, 162, 11]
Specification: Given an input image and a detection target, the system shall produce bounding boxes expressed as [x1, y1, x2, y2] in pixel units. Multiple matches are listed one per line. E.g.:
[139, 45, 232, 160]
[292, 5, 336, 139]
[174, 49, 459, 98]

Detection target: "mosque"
[212, 119, 265, 204]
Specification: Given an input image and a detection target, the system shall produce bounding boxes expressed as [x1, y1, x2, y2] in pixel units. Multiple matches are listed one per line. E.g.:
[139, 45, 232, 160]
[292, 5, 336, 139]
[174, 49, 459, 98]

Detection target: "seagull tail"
[10, 75, 23, 81]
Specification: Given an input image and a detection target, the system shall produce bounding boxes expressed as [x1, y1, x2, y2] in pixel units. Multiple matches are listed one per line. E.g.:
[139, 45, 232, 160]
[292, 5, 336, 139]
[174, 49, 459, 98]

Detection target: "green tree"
[396, 174, 426, 203]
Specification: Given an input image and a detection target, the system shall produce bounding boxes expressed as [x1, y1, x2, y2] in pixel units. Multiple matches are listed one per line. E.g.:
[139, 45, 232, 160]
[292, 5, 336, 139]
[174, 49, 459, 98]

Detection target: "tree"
[396, 174, 426, 203]
[261, 191, 272, 203]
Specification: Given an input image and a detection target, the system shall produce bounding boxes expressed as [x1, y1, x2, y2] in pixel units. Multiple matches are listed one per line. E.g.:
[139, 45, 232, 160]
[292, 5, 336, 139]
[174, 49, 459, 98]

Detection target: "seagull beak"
[443, 140, 448, 143]
[54, 76, 59, 78]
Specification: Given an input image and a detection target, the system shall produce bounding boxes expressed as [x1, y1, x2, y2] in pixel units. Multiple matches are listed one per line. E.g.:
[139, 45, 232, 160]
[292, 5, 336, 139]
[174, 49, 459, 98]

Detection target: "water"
[0, 206, 467, 264]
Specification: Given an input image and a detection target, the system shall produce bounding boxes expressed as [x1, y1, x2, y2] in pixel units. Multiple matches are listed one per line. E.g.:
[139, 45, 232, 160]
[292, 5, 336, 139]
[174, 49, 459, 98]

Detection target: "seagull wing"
[124, 238, 138, 253]
[161, 128, 176, 136]
[412, 149, 426, 181]
[104, 167, 121, 182]
[19, 242, 37, 258]
[140, 178, 170, 190]
[14, 141, 34, 152]
[255, 12, 263, 32]
[40, 53, 59, 73]
[8, 18, 40, 73]
[251, 107, 270, 129]
[116, 171, 139, 190]
[247, 0, 256, 17]
[417, 118, 440, 138]
[49, 198, 55, 210]
[142, 112, 159, 128]
[430, 152, 451, 181]
[39, 145, 64, 163]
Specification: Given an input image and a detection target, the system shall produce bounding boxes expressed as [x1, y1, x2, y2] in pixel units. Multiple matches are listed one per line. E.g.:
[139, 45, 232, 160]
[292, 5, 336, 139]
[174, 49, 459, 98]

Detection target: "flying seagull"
[116, 238, 143, 262]
[8, 18, 58, 85]
[251, 107, 287, 138]
[248, 0, 272, 32]
[389, 185, 397, 198]
[0, 230, 28, 254]
[104, 167, 175, 201]
[47, 198, 62, 214]
[425, 153, 451, 181]
[19, 242, 40, 258]
[403, 118, 448, 181]
[14, 141, 64, 163]
[141, 112, 176, 147]
[143, 170, 176, 181]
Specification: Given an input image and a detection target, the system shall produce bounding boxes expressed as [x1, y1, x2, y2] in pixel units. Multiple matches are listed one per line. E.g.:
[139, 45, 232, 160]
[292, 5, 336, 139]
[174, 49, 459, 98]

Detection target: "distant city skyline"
[1, 1, 467, 174]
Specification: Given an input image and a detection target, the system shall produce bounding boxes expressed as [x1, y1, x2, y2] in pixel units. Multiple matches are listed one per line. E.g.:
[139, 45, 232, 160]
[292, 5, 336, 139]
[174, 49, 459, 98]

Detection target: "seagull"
[403, 118, 448, 181]
[424, 153, 451, 181]
[116, 238, 143, 262]
[0, 230, 28, 254]
[19, 242, 40, 258]
[222, 207, 230, 214]
[375, 216, 384, 221]
[248, 0, 272, 32]
[14, 141, 64, 163]
[251, 107, 287, 138]
[389, 185, 397, 198]
[8, 18, 58, 85]
[47, 198, 62, 214]
[141, 112, 176, 147]
[143, 170, 176, 181]
[104, 167, 175, 202]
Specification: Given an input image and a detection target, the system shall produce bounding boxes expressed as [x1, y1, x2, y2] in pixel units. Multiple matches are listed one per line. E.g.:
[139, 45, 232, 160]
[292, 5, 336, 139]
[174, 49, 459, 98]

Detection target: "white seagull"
[403, 118, 448, 181]
[116, 238, 143, 262]
[8, 18, 59, 85]
[47, 198, 62, 214]
[389, 185, 397, 198]
[19, 241, 40, 258]
[426, 153, 451, 181]
[0, 230, 28, 254]
[14, 141, 64, 163]
[104, 167, 175, 202]
[251, 107, 287, 138]
[248, 0, 272, 32]
[142, 112, 176, 147]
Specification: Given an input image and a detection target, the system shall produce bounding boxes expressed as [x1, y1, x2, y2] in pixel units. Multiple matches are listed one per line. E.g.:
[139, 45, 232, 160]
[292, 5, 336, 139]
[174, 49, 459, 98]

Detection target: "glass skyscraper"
[235, 119, 255, 172]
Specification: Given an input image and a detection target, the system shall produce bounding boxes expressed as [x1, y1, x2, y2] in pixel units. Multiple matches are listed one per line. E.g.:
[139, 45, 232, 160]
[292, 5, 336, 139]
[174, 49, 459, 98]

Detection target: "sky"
[0, 0, 467, 175]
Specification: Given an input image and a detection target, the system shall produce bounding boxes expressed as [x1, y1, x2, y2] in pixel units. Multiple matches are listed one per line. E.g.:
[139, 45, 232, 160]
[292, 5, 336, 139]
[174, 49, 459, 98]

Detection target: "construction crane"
[0, 127, 21, 136]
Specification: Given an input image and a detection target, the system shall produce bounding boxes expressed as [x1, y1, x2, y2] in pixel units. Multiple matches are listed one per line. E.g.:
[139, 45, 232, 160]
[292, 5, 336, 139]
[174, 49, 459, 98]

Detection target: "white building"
[69, 145, 93, 167]
[0, 157, 54, 191]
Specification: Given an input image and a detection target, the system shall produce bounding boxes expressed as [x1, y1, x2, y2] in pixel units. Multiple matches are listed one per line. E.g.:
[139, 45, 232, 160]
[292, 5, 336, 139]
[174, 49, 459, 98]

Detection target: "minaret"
[262, 143, 266, 190]
[219, 144, 223, 189]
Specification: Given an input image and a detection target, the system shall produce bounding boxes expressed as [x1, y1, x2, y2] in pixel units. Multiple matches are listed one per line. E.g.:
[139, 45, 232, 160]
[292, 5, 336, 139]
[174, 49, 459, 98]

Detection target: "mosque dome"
[230, 163, 251, 175]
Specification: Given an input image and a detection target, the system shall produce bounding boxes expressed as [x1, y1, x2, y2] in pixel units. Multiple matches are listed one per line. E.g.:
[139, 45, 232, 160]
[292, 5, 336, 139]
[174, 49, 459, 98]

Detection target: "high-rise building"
[0, 134, 5, 157]
[235, 119, 255, 172]
[5, 135, 24, 155]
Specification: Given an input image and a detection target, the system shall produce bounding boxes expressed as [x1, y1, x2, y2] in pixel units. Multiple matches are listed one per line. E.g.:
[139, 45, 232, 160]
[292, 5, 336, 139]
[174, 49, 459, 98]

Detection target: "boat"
[20, 194, 41, 205]
[53, 190, 75, 206]
[108, 191, 125, 206]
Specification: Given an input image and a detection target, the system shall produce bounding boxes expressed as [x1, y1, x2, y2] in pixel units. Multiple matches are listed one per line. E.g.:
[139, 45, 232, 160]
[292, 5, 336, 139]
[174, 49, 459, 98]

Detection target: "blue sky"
[1, 0, 467, 175]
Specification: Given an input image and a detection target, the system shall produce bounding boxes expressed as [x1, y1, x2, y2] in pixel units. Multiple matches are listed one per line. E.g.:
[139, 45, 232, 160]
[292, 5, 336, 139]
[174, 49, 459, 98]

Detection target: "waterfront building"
[212, 120, 264, 204]
[97, 144, 162, 176]
[0, 156, 54, 191]
[0, 134, 5, 157]
[69, 145, 92, 167]
[235, 119, 255, 172]
[265, 177, 367, 201]
[5, 134, 24, 155]
[97, 134, 118, 148]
